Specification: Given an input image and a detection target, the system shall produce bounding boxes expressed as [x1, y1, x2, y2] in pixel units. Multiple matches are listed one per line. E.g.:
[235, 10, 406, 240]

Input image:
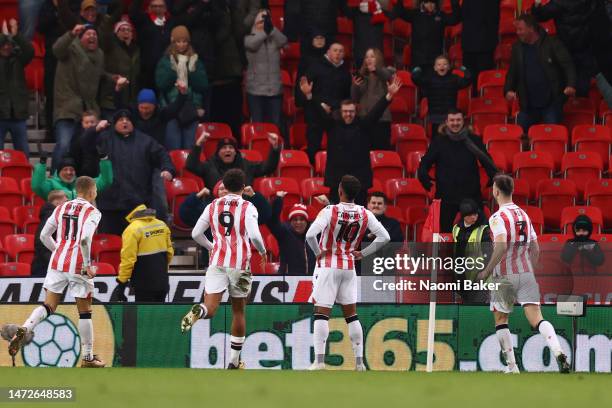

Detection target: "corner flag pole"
[426, 233, 443, 372]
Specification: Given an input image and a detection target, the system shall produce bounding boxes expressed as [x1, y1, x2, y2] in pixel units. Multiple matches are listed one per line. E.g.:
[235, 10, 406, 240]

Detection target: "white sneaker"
[504, 364, 520, 374]
[356, 364, 367, 371]
[308, 362, 326, 370]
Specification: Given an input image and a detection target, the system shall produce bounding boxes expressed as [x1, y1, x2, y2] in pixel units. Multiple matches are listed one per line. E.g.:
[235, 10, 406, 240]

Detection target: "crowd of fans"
[0, 0, 611, 278]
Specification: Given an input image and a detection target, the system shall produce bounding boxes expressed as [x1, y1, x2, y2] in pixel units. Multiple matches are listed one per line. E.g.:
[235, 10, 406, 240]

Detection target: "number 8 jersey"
[310, 203, 386, 270]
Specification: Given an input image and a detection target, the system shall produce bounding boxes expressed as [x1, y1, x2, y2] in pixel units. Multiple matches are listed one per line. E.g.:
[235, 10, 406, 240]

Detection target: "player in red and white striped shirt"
[305, 175, 390, 370]
[478, 174, 570, 373]
[180, 169, 266, 369]
[9, 176, 105, 367]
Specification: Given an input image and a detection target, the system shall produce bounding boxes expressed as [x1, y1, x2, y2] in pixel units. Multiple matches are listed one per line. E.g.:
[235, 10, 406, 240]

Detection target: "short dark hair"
[493, 174, 514, 197]
[81, 110, 97, 119]
[75, 176, 96, 195]
[340, 175, 361, 201]
[340, 99, 356, 108]
[368, 191, 387, 205]
[517, 13, 540, 30]
[222, 169, 246, 193]
[446, 108, 464, 117]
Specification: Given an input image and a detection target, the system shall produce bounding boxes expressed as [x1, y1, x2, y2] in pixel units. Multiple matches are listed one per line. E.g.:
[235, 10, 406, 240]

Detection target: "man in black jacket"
[504, 14, 576, 133]
[300, 75, 403, 205]
[31, 190, 68, 277]
[393, 0, 460, 70]
[417, 109, 498, 232]
[532, 0, 605, 97]
[561, 215, 605, 274]
[300, 42, 352, 164]
[455, 0, 500, 96]
[267, 200, 316, 276]
[364, 192, 404, 243]
[186, 132, 280, 190]
[97, 109, 175, 235]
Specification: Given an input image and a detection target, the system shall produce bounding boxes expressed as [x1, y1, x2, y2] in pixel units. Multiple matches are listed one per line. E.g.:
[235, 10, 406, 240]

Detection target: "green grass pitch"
[0, 368, 610, 408]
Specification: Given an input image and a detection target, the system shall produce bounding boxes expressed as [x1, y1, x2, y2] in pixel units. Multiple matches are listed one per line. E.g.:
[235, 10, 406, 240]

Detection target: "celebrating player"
[180, 169, 266, 369]
[477, 174, 570, 374]
[305, 175, 390, 370]
[8, 176, 104, 368]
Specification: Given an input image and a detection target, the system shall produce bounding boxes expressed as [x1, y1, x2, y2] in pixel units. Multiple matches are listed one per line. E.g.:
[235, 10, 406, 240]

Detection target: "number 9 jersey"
[309, 203, 387, 271]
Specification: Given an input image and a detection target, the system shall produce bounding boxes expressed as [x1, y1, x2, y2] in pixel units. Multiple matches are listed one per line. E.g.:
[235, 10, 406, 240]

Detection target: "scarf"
[149, 12, 168, 27]
[170, 54, 198, 87]
[444, 126, 498, 173]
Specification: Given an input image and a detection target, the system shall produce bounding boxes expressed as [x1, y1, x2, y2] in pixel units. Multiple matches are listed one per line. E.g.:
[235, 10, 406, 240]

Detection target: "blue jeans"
[0, 120, 29, 157]
[247, 93, 283, 131]
[52, 119, 76, 172]
[18, 0, 45, 41]
[165, 119, 197, 150]
[517, 102, 563, 134]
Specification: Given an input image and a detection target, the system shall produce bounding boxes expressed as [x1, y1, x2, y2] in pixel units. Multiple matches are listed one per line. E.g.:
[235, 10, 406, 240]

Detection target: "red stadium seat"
[469, 97, 508, 130]
[301, 177, 330, 203]
[165, 177, 200, 230]
[392, 124, 428, 162]
[521, 206, 544, 235]
[494, 42, 513, 69]
[563, 98, 596, 132]
[561, 206, 603, 234]
[528, 124, 568, 171]
[0, 210, 15, 237]
[448, 43, 463, 68]
[405, 150, 426, 177]
[513, 152, 554, 199]
[314, 151, 327, 176]
[370, 151, 404, 180]
[488, 150, 509, 173]
[585, 179, 612, 230]
[385, 178, 428, 210]
[483, 124, 522, 168]
[197, 122, 233, 158]
[389, 97, 412, 123]
[265, 234, 280, 261]
[477, 70, 507, 97]
[12, 206, 40, 234]
[92, 234, 122, 272]
[572, 125, 611, 170]
[405, 205, 429, 242]
[169, 149, 190, 176]
[258, 177, 301, 209]
[0, 149, 32, 182]
[0, 177, 24, 208]
[280, 42, 300, 74]
[394, 70, 418, 118]
[4, 234, 35, 263]
[0, 262, 31, 277]
[368, 178, 384, 195]
[20, 178, 45, 207]
[241, 123, 282, 159]
[289, 123, 307, 150]
[561, 151, 603, 201]
[91, 262, 116, 276]
[510, 178, 530, 207]
[538, 233, 573, 244]
[536, 179, 577, 232]
[240, 149, 263, 163]
[278, 150, 312, 180]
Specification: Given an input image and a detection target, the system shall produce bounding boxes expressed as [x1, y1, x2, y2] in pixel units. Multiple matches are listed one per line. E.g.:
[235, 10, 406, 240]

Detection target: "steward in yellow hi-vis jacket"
[111, 205, 174, 302]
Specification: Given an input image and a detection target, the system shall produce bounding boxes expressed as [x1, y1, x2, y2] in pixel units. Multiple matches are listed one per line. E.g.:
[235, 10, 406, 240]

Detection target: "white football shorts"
[205, 266, 252, 298]
[309, 267, 357, 308]
[490, 272, 541, 314]
[43, 268, 94, 299]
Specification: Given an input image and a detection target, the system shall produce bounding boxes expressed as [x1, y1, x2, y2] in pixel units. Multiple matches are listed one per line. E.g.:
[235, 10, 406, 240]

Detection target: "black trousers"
[463, 51, 495, 96]
[134, 289, 168, 302]
[305, 105, 325, 165]
[98, 210, 130, 235]
[210, 80, 243, 144]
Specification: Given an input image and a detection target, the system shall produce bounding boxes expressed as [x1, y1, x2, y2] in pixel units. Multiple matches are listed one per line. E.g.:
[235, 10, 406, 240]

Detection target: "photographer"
[244, 9, 288, 132]
[561, 215, 605, 274]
